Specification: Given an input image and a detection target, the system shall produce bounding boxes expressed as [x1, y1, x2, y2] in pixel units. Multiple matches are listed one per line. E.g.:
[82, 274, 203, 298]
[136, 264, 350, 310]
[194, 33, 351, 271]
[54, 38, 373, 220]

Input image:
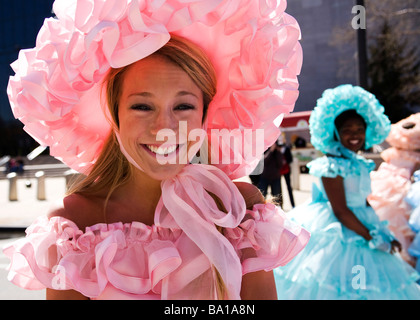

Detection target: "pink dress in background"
[369, 113, 420, 265]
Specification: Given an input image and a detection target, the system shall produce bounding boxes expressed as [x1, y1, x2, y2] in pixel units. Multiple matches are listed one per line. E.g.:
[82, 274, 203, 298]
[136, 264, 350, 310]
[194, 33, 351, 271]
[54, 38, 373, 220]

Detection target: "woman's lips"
[145, 144, 178, 155]
[141, 143, 188, 162]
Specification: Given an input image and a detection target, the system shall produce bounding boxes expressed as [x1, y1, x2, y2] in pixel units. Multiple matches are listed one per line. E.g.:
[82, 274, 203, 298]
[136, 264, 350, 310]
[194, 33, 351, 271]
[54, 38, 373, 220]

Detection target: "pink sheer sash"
[156, 164, 246, 299]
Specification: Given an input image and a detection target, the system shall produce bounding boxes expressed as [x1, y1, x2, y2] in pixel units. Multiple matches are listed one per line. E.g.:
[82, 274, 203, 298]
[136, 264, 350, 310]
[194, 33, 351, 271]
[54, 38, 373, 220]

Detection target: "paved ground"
[0, 172, 317, 300]
[0, 176, 67, 228]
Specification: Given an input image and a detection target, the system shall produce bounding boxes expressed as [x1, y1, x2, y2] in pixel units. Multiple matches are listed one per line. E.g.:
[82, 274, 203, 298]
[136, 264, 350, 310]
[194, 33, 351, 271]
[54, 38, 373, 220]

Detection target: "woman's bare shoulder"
[47, 193, 105, 230]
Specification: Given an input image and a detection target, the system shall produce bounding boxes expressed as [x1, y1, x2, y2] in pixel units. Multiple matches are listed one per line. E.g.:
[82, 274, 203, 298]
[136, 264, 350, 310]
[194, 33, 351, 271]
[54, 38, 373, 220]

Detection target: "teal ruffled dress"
[274, 147, 420, 299]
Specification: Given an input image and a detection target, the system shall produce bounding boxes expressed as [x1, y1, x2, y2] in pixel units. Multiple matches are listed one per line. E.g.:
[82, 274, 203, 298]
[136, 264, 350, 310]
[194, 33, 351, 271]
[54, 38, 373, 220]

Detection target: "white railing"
[6, 169, 80, 201]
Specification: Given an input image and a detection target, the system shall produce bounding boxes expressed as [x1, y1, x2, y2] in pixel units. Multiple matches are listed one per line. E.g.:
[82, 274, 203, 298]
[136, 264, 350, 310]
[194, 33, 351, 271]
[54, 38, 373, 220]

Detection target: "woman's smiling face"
[117, 54, 204, 181]
[337, 117, 366, 152]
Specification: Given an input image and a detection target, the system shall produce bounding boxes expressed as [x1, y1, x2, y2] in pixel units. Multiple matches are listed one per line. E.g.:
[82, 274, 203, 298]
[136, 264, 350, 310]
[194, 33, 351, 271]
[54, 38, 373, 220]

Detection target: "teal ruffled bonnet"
[309, 84, 391, 156]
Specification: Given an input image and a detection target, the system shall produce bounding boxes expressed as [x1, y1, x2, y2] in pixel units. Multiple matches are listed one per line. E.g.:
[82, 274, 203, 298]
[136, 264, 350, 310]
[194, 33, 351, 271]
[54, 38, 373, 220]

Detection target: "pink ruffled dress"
[3, 165, 309, 300]
[369, 162, 414, 264]
[369, 113, 420, 265]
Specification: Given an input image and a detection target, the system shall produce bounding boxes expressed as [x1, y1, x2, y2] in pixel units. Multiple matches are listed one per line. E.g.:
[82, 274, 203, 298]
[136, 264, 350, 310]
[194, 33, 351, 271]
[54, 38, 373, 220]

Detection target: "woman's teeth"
[146, 144, 177, 155]
[349, 140, 360, 145]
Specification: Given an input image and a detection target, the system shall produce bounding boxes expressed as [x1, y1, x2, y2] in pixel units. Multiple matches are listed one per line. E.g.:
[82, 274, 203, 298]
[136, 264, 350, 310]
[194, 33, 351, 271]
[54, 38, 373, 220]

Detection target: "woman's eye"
[130, 104, 152, 111]
[175, 104, 195, 111]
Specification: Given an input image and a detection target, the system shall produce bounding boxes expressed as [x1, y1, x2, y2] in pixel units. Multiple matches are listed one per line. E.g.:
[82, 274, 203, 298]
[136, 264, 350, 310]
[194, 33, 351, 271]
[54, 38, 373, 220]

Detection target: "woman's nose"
[150, 110, 178, 135]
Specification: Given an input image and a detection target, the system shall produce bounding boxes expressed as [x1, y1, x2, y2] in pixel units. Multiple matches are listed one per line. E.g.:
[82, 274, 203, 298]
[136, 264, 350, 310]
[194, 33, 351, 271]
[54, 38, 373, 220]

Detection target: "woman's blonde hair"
[67, 35, 227, 299]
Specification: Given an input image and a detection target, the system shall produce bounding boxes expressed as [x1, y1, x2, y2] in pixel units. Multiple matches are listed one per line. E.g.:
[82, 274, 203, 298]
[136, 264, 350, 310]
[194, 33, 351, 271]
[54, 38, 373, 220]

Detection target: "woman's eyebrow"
[128, 91, 198, 99]
[128, 92, 154, 98]
[176, 91, 199, 99]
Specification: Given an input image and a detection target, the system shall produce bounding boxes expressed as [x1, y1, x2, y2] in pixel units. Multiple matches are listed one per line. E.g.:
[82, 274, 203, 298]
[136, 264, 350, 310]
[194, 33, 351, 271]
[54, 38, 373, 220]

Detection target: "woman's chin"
[140, 163, 187, 182]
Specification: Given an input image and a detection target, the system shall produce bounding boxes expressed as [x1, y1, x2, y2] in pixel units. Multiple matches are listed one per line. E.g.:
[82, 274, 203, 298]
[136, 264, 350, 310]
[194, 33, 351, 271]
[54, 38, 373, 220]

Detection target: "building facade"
[0, 0, 54, 123]
[0, 0, 54, 156]
[286, 0, 358, 112]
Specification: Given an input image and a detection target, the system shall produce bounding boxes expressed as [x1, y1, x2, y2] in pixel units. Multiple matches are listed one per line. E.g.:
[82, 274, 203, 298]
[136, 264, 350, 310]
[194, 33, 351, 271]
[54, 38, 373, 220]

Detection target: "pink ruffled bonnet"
[7, 0, 302, 179]
[381, 113, 420, 171]
[385, 113, 420, 151]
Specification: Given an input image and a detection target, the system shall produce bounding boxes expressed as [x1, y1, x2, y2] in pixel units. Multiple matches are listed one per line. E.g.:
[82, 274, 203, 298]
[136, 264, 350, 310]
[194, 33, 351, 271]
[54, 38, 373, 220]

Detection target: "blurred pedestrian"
[258, 143, 284, 204]
[248, 156, 263, 187]
[6, 158, 16, 173]
[294, 136, 306, 148]
[277, 134, 295, 208]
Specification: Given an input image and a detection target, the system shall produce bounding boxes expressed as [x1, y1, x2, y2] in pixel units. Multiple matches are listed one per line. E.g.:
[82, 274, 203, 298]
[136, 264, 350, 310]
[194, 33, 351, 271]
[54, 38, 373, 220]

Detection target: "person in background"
[258, 142, 284, 205]
[249, 157, 263, 187]
[277, 134, 295, 208]
[294, 136, 307, 148]
[274, 84, 420, 299]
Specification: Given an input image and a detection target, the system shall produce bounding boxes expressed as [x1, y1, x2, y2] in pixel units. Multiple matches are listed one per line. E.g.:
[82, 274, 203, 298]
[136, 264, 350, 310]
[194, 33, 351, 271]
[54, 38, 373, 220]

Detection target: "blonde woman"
[4, 0, 309, 300]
